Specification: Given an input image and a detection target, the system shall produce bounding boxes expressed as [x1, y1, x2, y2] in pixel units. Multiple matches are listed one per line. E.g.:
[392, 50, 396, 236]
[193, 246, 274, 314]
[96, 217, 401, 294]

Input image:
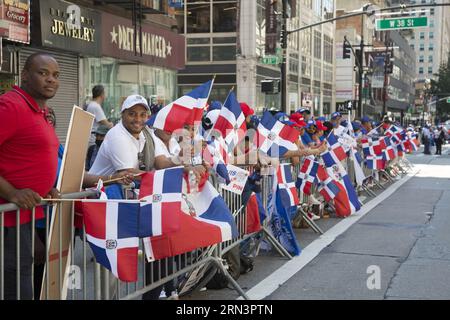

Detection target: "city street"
[186, 145, 450, 300]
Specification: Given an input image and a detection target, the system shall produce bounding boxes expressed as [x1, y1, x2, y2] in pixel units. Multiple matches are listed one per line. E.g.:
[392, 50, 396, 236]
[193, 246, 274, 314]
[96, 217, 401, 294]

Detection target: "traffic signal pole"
[281, 0, 288, 113]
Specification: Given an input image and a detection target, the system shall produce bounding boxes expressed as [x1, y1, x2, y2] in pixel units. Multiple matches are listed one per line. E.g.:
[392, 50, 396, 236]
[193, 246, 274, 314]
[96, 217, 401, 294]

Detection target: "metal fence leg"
[261, 227, 293, 259]
[210, 256, 249, 300]
[297, 207, 323, 234]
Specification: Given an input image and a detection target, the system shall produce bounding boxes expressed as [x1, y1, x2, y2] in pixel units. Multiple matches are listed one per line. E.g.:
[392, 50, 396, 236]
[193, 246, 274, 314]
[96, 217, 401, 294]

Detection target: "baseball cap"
[296, 107, 311, 114]
[239, 102, 254, 117]
[289, 113, 307, 127]
[361, 116, 372, 123]
[315, 120, 328, 131]
[317, 116, 327, 122]
[306, 119, 317, 128]
[121, 94, 150, 112]
[209, 100, 222, 111]
[352, 121, 361, 130]
[331, 111, 341, 120]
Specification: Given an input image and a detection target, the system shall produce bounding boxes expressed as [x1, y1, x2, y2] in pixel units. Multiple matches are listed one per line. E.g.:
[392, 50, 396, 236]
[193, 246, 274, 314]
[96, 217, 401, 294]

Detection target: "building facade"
[2, 0, 185, 143]
[175, 0, 336, 116]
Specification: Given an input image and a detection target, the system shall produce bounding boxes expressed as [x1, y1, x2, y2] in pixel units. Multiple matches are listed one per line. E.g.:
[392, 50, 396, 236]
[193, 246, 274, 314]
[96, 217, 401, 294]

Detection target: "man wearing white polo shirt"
[89, 94, 151, 177]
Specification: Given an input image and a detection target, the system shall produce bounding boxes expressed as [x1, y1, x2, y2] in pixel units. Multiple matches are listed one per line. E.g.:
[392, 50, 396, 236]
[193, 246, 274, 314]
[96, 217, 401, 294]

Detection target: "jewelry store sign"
[37, 0, 101, 56]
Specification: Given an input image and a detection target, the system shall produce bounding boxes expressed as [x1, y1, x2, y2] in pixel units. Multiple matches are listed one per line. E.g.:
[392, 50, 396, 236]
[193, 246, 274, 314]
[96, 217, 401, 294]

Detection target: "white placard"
[219, 164, 249, 195]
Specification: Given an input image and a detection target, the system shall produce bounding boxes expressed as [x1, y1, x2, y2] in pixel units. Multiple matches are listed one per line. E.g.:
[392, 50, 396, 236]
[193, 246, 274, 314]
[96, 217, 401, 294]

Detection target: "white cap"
[121, 94, 150, 112]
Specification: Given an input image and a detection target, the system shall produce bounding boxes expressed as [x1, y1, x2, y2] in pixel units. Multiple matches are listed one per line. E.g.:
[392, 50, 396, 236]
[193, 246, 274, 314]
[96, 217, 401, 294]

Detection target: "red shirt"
[0, 86, 59, 226]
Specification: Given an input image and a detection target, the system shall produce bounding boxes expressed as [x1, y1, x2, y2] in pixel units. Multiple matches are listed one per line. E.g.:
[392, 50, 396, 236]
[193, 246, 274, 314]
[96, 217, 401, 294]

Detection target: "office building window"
[419, 55, 424, 63]
[430, 8, 434, 15]
[186, 3, 211, 33]
[429, 55, 433, 63]
[429, 43, 434, 51]
[213, 1, 237, 33]
[420, 32, 425, 39]
[419, 67, 424, 74]
[410, 44, 415, 50]
[420, 43, 424, 51]
[428, 67, 433, 74]
[430, 20, 434, 27]
[429, 31, 434, 39]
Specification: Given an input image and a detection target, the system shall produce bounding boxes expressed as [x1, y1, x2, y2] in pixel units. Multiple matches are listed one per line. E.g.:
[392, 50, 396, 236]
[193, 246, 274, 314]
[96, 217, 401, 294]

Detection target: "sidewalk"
[265, 148, 450, 299]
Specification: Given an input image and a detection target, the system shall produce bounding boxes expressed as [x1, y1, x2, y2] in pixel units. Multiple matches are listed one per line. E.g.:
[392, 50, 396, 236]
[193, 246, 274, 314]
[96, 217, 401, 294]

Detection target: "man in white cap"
[89, 94, 151, 177]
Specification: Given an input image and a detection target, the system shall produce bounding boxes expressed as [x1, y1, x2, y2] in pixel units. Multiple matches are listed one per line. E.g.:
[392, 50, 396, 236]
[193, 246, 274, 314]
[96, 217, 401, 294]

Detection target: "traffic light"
[343, 40, 351, 59]
[385, 51, 394, 74]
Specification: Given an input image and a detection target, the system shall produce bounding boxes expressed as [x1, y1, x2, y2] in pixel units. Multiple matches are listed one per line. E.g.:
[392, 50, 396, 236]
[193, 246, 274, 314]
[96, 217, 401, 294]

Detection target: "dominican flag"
[276, 164, 300, 207]
[245, 193, 263, 234]
[382, 145, 396, 161]
[211, 91, 246, 151]
[325, 131, 347, 161]
[202, 140, 231, 184]
[366, 155, 385, 170]
[361, 137, 382, 156]
[255, 111, 300, 157]
[325, 162, 361, 217]
[316, 165, 340, 202]
[386, 125, 404, 145]
[409, 136, 419, 151]
[83, 200, 140, 282]
[138, 167, 184, 237]
[147, 80, 214, 132]
[296, 156, 319, 195]
[143, 181, 238, 260]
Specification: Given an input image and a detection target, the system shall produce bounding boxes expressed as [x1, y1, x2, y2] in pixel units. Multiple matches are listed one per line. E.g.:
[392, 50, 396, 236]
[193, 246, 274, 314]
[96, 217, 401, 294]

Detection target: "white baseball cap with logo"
[121, 94, 150, 113]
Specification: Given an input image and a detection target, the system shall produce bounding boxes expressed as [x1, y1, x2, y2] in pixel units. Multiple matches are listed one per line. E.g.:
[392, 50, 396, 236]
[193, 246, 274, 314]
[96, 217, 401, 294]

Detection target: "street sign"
[446, 98, 450, 103]
[375, 17, 427, 31]
[261, 55, 279, 65]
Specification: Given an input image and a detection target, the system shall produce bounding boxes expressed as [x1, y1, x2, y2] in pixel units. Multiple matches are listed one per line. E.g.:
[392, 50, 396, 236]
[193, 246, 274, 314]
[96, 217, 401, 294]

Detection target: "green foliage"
[431, 54, 450, 119]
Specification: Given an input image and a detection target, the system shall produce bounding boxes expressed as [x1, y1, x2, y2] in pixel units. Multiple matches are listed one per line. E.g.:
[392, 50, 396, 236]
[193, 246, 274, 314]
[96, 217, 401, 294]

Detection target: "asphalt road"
[185, 145, 450, 300]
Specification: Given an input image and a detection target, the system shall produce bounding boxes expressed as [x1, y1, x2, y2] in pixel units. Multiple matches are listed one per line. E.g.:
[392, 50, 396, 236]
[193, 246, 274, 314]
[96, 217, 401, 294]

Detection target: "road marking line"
[239, 168, 420, 300]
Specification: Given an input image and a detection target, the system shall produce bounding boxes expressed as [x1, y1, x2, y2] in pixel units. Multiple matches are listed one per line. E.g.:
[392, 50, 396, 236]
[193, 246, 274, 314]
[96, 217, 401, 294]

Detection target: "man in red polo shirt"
[0, 52, 60, 299]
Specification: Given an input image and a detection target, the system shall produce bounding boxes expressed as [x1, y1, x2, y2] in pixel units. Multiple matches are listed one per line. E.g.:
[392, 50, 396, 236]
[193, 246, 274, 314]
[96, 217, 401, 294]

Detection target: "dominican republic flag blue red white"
[143, 181, 238, 260]
[385, 125, 404, 145]
[211, 91, 246, 151]
[316, 165, 340, 202]
[255, 111, 299, 157]
[276, 163, 300, 207]
[361, 137, 382, 157]
[245, 193, 262, 234]
[365, 155, 386, 170]
[322, 131, 347, 163]
[296, 156, 319, 195]
[324, 160, 361, 217]
[138, 167, 184, 237]
[202, 140, 231, 184]
[147, 80, 214, 132]
[82, 200, 140, 282]
[382, 145, 396, 161]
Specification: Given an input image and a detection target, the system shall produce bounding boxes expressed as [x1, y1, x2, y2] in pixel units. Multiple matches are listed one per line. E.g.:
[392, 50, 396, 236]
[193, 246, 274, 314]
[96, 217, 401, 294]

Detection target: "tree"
[431, 54, 450, 121]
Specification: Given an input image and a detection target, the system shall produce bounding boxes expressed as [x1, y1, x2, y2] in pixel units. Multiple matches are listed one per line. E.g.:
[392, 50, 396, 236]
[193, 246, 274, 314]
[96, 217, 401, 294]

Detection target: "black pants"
[436, 141, 442, 155]
[424, 138, 431, 154]
[0, 223, 33, 300]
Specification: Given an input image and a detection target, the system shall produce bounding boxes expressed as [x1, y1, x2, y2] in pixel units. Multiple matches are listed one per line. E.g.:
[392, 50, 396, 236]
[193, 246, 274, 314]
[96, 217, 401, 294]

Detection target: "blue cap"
[296, 108, 311, 114]
[317, 116, 326, 122]
[361, 116, 372, 123]
[306, 119, 316, 128]
[331, 112, 341, 119]
[209, 100, 222, 111]
[352, 121, 361, 130]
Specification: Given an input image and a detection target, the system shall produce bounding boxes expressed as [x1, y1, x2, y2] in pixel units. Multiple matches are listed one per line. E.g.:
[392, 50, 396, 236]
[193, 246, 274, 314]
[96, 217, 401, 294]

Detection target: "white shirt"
[88, 121, 146, 176]
[86, 101, 107, 145]
[150, 129, 180, 158]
